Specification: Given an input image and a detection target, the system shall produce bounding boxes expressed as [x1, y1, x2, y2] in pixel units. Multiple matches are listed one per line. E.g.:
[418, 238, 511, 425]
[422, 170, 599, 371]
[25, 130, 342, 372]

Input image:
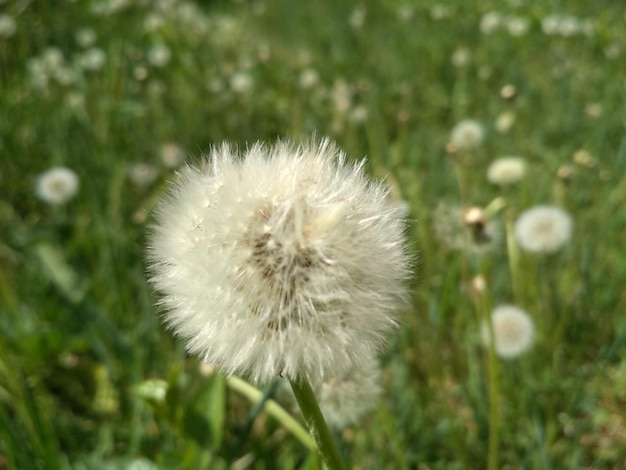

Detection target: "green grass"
[1, 0, 625, 468]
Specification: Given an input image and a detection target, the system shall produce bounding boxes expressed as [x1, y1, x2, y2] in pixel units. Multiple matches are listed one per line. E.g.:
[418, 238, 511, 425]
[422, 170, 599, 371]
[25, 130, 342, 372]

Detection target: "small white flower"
[36, 167, 80, 205]
[229, 72, 253, 94]
[0, 14, 17, 38]
[506, 16, 530, 37]
[78, 48, 106, 71]
[128, 163, 159, 186]
[495, 111, 516, 133]
[449, 119, 485, 151]
[75, 28, 97, 48]
[514, 205, 573, 253]
[147, 138, 412, 384]
[482, 305, 534, 359]
[480, 11, 502, 35]
[147, 44, 171, 68]
[451, 47, 471, 68]
[159, 142, 186, 168]
[299, 68, 319, 90]
[487, 157, 527, 185]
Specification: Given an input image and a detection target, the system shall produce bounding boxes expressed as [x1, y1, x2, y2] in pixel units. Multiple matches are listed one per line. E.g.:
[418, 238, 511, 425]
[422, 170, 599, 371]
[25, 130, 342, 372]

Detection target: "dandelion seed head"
[36, 167, 80, 205]
[514, 205, 573, 253]
[487, 157, 527, 185]
[449, 119, 485, 151]
[147, 138, 412, 384]
[482, 305, 534, 359]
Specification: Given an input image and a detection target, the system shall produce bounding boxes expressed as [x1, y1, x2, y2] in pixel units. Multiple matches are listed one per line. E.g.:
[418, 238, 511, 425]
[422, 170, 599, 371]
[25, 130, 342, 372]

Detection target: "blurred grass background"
[1, 0, 625, 468]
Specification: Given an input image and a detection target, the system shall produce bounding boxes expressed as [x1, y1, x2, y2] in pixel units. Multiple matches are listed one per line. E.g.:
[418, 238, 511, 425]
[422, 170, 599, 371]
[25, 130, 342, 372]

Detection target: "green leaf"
[182, 373, 226, 450]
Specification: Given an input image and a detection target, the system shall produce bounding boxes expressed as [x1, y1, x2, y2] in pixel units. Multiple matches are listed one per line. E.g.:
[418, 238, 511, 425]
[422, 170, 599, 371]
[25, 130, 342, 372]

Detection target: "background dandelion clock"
[35, 166, 79, 205]
[147, 138, 412, 385]
[514, 205, 573, 253]
[482, 305, 535, 359]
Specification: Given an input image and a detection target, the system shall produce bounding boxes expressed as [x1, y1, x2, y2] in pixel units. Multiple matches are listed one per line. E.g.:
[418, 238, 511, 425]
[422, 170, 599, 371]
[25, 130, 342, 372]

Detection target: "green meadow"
[1, 0, 625, 468]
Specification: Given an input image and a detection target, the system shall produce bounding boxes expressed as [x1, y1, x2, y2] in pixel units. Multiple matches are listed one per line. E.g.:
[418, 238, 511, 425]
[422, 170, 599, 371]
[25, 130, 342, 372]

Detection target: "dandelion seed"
[36, 167, 79, 205]
[487, 157, 527, 185]
[514, 205, 573, 254]
[482, 305, 534, 359]
[449, 119, 485, 151]
[147, 138, 412, 384]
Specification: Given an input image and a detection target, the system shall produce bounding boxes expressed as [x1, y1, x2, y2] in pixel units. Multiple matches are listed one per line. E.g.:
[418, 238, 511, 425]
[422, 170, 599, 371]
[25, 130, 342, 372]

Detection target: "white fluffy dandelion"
[514, 205, 573, 253]
[482, 305, 534, 359]
[487, 157, 527, 185]
[147, 138, 411, 384]
[449, 119, 485, 151]
[35, 167, 80, 205]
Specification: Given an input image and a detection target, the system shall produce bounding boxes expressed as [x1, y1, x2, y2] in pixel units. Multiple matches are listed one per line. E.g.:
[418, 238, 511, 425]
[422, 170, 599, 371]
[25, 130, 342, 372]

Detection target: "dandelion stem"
[225, 376, 315, 452]
[483, 303, 500, 470]
[289, 377, 347, 470]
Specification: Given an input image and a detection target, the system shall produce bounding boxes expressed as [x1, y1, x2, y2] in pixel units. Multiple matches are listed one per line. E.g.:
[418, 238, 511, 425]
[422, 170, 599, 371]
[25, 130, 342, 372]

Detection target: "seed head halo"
[146, 137, 412, 384]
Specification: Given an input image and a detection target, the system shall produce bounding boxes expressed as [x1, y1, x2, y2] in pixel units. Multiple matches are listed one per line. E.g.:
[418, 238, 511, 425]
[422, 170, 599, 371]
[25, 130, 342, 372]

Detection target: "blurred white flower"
[299, 68, 319, 90]
[449, 119, 485, 151]
[36, 167, 80, 205]
[229, 72, 253, 94]
[147, 44, 171, 67]
[0, 14, 16, 38]
[331, 79, 352, 115]
[480, 11, 502, 35]
[451, 47, 471, 68]
[487, 157, 527, 185]
[159, 142, 185, 168]
[506, 16, 530, 37]
[495, 111, 516, 133]
[147, 138, 412, 384]
[128, 163, 159, 186]
[75, 28, 97, 48]
[515, 205, 573, 253]
[78, 48, 106, 71]
[349, 5, 366, 29]
[429, 4, 450, 20]
[349, 105, 368, 124]
[482, 305, 534, 359]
